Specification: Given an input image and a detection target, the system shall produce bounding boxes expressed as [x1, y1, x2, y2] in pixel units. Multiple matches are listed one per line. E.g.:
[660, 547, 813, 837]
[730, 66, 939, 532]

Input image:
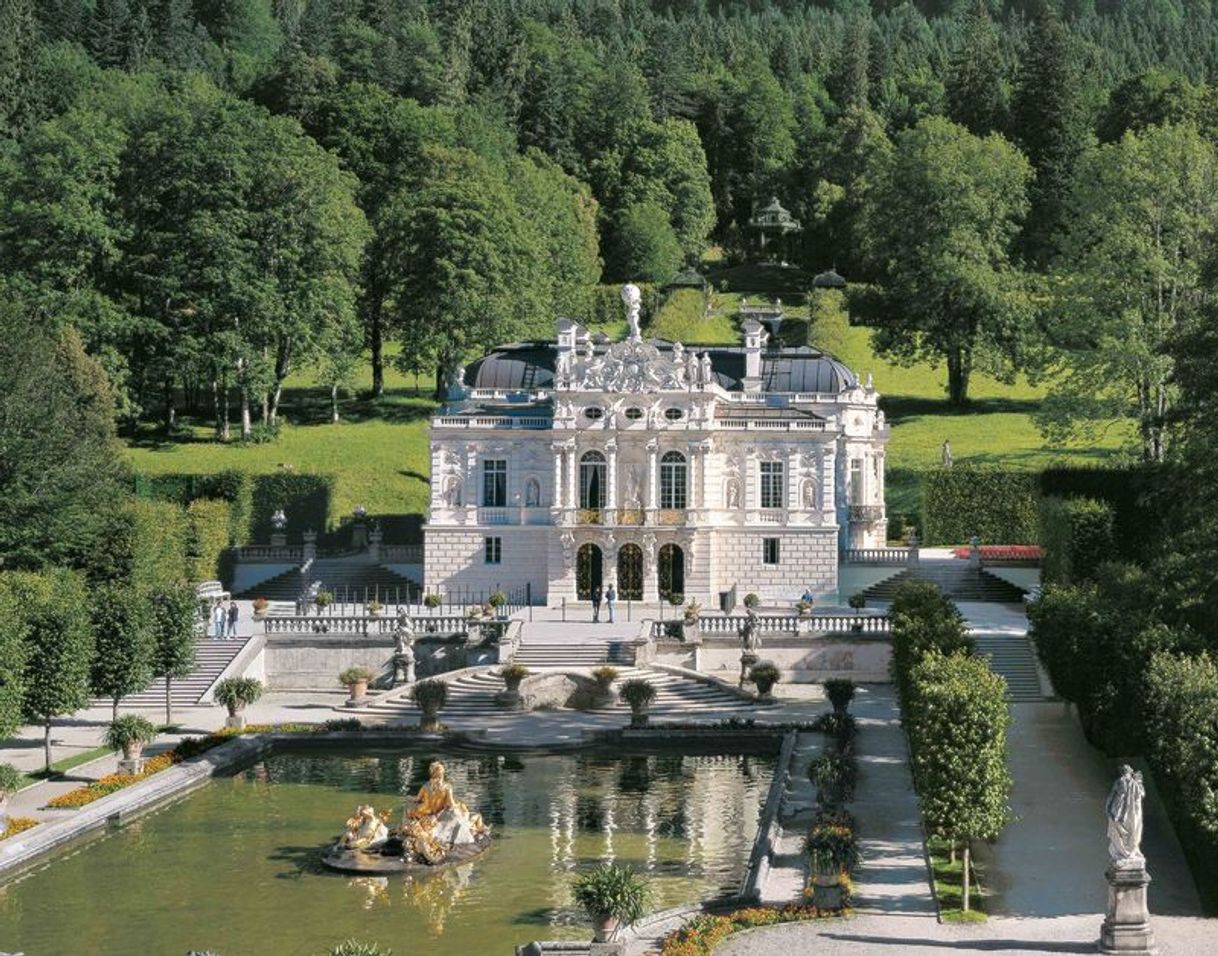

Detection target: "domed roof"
[759, 347, 857, 393]
[465, 345, 555, 390]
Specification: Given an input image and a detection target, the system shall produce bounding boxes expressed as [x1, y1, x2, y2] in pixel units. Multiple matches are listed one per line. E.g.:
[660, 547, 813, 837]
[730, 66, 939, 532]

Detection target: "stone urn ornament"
[339, 666, 375, 707]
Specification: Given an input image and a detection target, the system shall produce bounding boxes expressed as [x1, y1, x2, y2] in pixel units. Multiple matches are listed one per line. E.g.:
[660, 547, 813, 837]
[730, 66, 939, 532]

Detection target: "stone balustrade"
[652, 613, 891, 640]
[235, 544, 304, 562]
[843, 547, 909, 565]
[263, 613, 471, 637]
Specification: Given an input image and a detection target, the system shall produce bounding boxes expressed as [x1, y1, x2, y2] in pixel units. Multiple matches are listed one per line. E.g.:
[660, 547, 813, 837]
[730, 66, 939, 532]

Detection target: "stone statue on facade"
[672, 342, 686, 384]
[1106, 765, 1146, 869]
[622, 283, 643, 342]
[642, 532, 656, 568]
[625, 466, 643, 509]
[700, 352, 713, 388]
[394, 609, 417, 685]
[726, 480, 740, 510]
[686, 350, 700, 386]
[803, 481, 817, 510]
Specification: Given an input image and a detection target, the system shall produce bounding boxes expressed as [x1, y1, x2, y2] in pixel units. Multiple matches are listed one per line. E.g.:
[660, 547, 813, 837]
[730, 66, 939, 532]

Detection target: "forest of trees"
[4, 0, 1218, 456]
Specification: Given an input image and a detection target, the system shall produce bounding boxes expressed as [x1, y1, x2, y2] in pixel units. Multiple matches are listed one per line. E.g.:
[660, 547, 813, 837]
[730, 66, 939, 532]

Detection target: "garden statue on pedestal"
[622, 283, 642, 342]
[393, 609, 417, 686]
[1099, 765, 1157, 955]
[738, 608, 761, 688]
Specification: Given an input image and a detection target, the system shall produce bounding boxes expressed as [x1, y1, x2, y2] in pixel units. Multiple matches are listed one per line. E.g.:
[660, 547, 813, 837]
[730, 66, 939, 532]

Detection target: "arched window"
[660, 451, 687, 509]
[579, 451, 606, 509]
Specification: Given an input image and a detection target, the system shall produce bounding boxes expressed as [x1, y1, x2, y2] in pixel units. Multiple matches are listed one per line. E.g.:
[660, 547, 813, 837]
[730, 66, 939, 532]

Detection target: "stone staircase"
[860, 561, 1026, 603]
[972, 633, 1047, 702]
[362, 665, 756, 722]
[235, 558, 420, 602]
[94, 637, 250, 709]
[512, 641, 638, 667]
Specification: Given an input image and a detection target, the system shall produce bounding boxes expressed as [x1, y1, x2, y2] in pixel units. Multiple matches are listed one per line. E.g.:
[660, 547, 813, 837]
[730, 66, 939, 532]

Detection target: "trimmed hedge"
[186, 498, 233, 584]
[134, 471, 334, 544]
[889, 579, 972, 703]
[1038, 464, 1165, 562]
[922, 466, 1038, 545]
[107, 499, 189, 592]
[1039, 497, 1114, 586]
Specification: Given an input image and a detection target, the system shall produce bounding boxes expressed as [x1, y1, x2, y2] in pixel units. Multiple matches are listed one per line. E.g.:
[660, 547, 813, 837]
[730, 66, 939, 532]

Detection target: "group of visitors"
[590, 582, 617, 623]
[210, 600, 240, 640]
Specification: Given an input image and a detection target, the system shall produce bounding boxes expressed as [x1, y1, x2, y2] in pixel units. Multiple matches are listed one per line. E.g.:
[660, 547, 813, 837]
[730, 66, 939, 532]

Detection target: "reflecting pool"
[0, 747, 773, 955]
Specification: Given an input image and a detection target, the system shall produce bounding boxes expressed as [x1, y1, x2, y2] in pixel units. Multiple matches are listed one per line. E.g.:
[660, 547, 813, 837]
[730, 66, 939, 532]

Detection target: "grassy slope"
[124, 273, 1127, 526]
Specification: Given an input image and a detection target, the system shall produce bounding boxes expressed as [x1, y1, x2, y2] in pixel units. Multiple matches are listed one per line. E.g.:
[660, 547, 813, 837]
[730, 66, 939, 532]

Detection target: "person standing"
[227, 601, 239, 639]
[605, 582, 616, 624]
[212, 601, 226, 640]
[591, 584, 602, 623]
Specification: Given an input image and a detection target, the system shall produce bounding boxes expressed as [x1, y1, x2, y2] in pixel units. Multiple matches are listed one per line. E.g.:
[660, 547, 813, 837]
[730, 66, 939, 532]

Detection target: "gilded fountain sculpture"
[323, 761, 492, 874]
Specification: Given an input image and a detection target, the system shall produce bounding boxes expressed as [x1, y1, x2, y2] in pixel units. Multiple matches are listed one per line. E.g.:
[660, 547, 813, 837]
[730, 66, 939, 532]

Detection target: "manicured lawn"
[18, 745, 115, 789]
[927, 836, 989, 923]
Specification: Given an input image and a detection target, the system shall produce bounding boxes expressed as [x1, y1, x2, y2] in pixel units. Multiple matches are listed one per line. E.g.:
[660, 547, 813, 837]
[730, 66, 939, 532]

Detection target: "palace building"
[423, 285, 888, 606]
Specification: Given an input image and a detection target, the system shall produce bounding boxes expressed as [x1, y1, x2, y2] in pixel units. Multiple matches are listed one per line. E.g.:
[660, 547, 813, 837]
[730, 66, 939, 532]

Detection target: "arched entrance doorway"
[617, 544, 643, 601]
[576, 543, 603, 600]
[657, 543, 685, 601]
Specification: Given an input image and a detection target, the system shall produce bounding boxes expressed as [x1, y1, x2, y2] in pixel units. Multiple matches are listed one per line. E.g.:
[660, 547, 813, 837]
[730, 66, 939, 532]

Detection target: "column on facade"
[787, 448, 800, 518]
[464, 444, 479, 519]
[646, 439, 658, 513]
[821, 445, 836, 515]
[565, 443, 577, 512]
[551, 442, 564, 509]
[606, 439, 618, 513]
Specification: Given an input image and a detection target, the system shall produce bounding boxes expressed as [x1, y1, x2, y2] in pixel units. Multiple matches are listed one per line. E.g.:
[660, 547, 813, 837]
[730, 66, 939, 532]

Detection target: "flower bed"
[951, 545, 1041, 562]
[1, 817, 39, 841]
[658, 904, 841, 956]
[45, 720, 371, 810]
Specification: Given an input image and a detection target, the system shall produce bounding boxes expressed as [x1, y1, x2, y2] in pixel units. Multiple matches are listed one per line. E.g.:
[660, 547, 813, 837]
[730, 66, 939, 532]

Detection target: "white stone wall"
[423, 526, 550, 601]
[712, 529, 838, 602]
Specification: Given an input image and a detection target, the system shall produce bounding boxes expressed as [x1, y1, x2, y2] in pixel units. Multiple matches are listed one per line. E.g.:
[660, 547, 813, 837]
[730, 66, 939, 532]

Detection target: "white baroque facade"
[424, 286, 888, 605]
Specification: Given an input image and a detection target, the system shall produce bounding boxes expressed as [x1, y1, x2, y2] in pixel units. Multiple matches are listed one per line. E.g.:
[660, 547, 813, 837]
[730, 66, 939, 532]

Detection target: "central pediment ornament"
[575, 339, 684, 392]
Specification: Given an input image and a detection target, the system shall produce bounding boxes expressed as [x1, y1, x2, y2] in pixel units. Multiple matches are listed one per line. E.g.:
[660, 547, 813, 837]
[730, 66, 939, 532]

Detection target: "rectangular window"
[482, 459, 507, 507]
[763, 538, 780, 565]
[484, 536, 502, 564]
[760, 461, 784, 509]
[850, 458, 864, 506]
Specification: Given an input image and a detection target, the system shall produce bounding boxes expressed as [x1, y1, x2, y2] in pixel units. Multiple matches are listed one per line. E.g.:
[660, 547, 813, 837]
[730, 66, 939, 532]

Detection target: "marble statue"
[700, 352, 713, 388]
[401, 762, 490, 865]
[271, 509, 287, 531]
[525, 477, 541, 507]
[1106, 765, 1146, 869]
[625, 466, 643, 508]
[643, 532, 656, 566]
[739, 608, 762, 652]
[672, 342, 686, 384]
[443, 476, 462, 507]
[622, 283, 642, 342]
[342, 804, 390, 851]
[942, 439, 954, 467]
[393, 610, 416, 685]
[726, 480, 740, 510]
[686, 350, 700, 385]
[803, 481, 817, 510]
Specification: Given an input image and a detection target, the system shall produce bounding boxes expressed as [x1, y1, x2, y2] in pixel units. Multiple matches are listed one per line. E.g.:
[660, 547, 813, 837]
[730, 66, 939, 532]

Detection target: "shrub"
[848, 593, 866, 610]
[922, 466, 1039, 546]
[413, 679, 448, 711]
[743, 593, 761, 608]
[0, 763, 22, 796]
[592, 666, 619, 689]
[749, 661, 781, 695]
[824, 679, 855, 715]
[315, 590, 335, 608]
[103, 714, 158, 754]
[810, 713, 857, 750]
[1039, 496, 1115, 586]
[250, 472, 335, 543]
[368, 599, 383, 613]
[500, 663, 529, 682]
[252, 597, 270, 613]
[423, 593, 442, 608]
[889, 581, 971, 701]
[808, 752, 857, 805]
[1026, 583, 1100, 705]
[572, 863, 652, 924]
[214, 677, 263, 711]
[620, 679, 657, 710]
[667, 592, 684, 606]
[339, 666, 375, 686]
[488, 590, 507, 608]
[1, 817, 38, 841]
[806, 811, 860, 873]
[101, 499, 190, 593]
[186, 498, 233, 583]
[683, 599, 701, 622]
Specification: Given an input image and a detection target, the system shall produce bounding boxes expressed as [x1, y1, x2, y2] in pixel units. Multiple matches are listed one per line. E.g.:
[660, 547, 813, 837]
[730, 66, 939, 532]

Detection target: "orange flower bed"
[1, 817, 40, 841]
[47, 753, 176, 809]
[658, 904, 841, 956]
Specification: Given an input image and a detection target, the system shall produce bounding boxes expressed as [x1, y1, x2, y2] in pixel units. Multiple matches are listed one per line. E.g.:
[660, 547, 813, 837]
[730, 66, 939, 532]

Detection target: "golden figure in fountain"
[324, 761, 492, 874]
[402, 762, 490, 864]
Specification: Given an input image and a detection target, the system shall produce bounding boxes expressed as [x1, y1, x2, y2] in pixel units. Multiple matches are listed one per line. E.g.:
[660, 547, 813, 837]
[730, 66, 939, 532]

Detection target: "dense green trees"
[857, 117, 1032, 405]
[88, 583, 154, 721]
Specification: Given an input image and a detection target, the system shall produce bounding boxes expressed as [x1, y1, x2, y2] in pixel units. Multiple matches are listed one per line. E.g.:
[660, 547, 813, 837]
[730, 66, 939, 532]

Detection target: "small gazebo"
[748, 197, 802, 261]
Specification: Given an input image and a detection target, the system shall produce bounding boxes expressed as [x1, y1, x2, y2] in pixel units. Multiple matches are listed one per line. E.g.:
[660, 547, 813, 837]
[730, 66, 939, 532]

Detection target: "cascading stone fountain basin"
[0, 741, 775, 955]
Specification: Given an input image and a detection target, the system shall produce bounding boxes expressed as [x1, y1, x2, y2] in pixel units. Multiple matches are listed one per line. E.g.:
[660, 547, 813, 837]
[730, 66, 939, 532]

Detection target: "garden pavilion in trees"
[749, 196, 802, 262]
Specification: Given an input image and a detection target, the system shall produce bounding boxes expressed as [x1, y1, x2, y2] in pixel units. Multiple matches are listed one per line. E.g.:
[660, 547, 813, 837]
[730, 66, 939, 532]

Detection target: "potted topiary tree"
[413, 679, 447, 731]
[423, 593, 442, 610]
[681, 598, 701, 642]
[252, 597, 270, 621]
[214, 676, 263, 729]
[316, 590, 335, 610]
[825, 678, 855, 717]
[0, 763, 22, 831]
[339, 666, 376, 707]
[748, 661, 781, 700]
[367, 599, 384, 617]
[848, 592, 866, 631]
[496, 663, 529, 710]
[796, 598, 814, 618]
[743, 592, 761, 609]
[619, 679, 657, 728]
[808, 752, 857, 807]
[572, 863, 651, 943]
[488, 590, 508, 619]
[807, 816, 860, 910]
[105, 714, 158, 774]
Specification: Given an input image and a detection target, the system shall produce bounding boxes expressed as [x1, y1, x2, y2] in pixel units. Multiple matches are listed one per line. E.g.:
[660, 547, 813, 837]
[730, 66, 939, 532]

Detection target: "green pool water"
[0, 747, 773, 956]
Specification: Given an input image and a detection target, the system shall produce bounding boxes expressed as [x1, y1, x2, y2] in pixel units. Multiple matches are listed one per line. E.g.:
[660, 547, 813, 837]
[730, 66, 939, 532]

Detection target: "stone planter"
[628, 706, 650, 729]
[118, 742, 146, 775]
[754, 680, 777, 701]
[253, 609, 268, 621]
[681, 620, 701, 644]
[419, 707, 441, 732]
[225, 702, 247, 730]
[810, 871, 844, 910]
[345, 679, 369, 708]
[592, 915, 620, 943]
